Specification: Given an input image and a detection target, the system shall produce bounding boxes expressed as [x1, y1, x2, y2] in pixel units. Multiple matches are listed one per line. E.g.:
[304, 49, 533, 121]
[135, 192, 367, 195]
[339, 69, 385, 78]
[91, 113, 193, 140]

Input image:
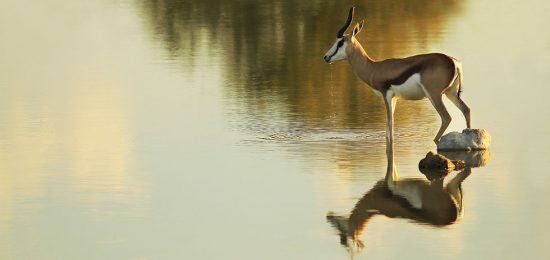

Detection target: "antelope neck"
[347, 39, 376, 89]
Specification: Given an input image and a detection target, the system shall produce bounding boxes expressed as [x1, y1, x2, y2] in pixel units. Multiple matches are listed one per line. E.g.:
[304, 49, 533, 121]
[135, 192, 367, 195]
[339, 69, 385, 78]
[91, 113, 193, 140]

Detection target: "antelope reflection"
[327, 150, 489, 250]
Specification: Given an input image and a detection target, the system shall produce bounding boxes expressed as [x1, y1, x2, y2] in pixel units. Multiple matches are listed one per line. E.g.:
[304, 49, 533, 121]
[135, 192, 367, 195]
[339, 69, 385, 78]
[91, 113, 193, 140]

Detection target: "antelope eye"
[337, 39, 344, 47]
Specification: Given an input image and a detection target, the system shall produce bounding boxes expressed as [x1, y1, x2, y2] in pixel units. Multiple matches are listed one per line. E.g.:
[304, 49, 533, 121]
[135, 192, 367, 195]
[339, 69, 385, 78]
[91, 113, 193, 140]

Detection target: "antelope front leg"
[383, 92, 396, 158]
[384, 92, 398, 181]
[384, 91, 395, 154]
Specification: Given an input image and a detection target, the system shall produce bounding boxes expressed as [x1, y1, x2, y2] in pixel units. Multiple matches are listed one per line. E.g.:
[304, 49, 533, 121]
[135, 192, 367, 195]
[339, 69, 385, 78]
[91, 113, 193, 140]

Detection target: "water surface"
[1, 0, 549, 259]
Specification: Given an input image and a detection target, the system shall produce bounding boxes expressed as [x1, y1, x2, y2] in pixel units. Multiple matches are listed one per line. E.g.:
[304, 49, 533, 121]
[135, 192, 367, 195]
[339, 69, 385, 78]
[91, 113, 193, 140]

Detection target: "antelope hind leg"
[445, 84, 471, 129]
[428, 94, 452, 144]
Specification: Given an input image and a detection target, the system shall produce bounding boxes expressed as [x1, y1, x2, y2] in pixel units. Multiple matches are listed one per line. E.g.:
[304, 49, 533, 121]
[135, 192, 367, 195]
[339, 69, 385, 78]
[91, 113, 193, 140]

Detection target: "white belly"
[389, 73, 426, 100]
[388, 182, 423, 209]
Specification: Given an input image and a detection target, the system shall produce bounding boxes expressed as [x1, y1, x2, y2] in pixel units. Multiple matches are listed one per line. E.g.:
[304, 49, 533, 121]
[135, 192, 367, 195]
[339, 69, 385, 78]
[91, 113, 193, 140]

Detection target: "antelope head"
[323, 7, 365, 63]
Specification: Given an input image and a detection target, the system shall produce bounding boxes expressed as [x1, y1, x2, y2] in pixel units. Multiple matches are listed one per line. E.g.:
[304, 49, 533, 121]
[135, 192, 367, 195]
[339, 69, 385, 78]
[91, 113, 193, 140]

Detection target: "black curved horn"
[337, 7, 355, 37]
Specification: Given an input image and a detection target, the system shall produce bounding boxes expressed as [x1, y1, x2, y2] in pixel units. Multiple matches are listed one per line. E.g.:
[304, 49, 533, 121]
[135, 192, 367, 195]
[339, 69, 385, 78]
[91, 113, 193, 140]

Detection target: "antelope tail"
[456, 62, 464, 98]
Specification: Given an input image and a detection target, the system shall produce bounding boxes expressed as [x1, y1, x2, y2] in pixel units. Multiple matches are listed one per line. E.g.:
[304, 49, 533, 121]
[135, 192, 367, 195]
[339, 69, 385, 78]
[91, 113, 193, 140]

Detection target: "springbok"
[323, 7, 471, 151]
[327, 169, 470, 250]
[327, 151, 473, 250]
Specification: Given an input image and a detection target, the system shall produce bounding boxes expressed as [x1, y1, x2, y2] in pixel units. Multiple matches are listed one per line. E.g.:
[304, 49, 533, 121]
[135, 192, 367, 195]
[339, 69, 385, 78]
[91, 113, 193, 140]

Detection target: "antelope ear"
[352, 20, 365, 36]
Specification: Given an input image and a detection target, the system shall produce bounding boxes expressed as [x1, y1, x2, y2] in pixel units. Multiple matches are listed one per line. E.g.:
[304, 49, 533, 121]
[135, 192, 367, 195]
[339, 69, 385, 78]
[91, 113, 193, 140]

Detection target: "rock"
[439, 150, 492, 168]
[437, 129, 491, 151]
[418, 151, 458, 180]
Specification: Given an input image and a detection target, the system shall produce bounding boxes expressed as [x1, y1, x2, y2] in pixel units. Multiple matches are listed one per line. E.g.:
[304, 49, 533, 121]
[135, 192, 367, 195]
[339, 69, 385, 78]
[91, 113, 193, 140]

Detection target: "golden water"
[1, 0, 549, 258]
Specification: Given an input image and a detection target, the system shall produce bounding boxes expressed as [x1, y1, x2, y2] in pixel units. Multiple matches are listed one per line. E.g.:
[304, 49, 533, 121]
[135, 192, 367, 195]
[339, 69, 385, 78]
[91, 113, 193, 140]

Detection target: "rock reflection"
[440, 150, 492, 168]
[327, 150, 490, 251]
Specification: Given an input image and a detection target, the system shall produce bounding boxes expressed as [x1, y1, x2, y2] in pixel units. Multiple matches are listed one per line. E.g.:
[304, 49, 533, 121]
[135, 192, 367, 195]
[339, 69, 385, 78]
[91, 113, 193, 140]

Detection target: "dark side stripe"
[385, 64, 424, 87]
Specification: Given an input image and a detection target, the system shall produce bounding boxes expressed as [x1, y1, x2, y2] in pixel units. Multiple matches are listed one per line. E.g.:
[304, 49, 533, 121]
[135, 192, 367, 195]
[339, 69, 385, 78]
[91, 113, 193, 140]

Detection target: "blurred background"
[1, 0, 549, 259]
